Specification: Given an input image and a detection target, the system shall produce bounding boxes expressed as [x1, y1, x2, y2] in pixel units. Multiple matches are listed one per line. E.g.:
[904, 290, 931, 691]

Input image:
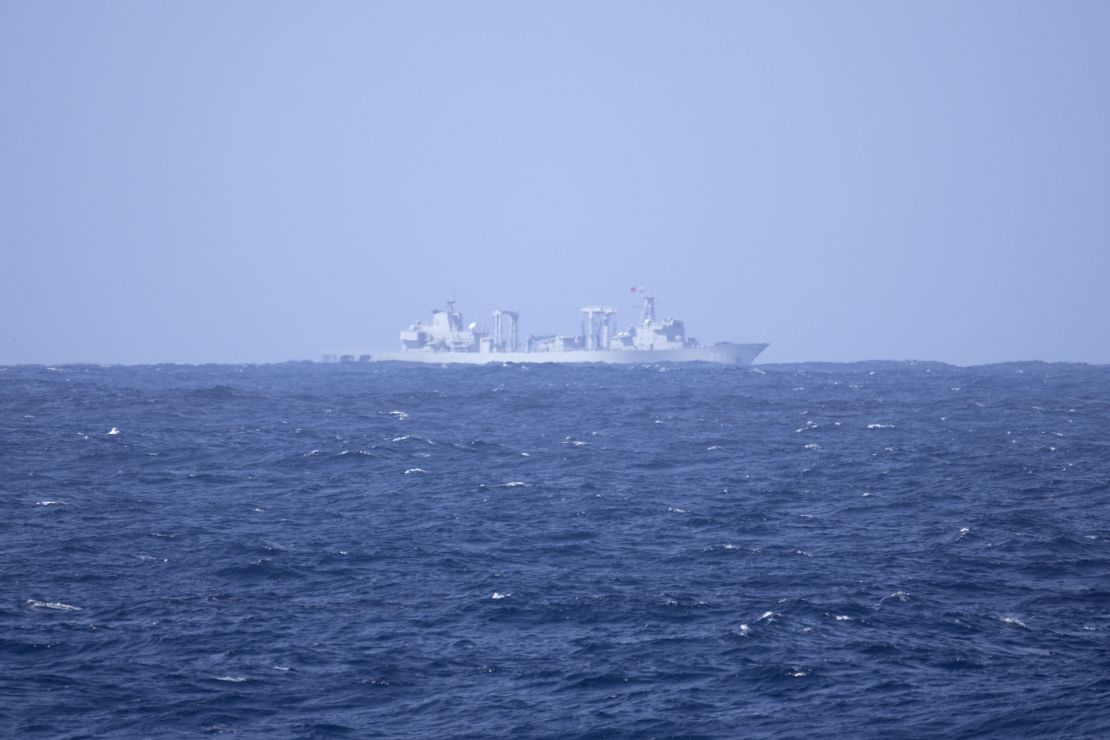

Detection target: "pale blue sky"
[2, 1, 1108, 364]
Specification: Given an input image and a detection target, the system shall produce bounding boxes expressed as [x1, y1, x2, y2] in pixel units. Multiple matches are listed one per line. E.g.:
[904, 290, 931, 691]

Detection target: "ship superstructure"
[323, 291, 767, 365]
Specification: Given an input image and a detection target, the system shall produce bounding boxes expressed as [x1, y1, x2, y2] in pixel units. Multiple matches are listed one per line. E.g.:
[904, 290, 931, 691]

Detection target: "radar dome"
[468, 321, 479, 331]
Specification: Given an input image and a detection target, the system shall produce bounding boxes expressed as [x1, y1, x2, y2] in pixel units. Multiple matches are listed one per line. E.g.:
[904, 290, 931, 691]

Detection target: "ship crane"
[580, 306, 617, 350]
[491, 308, 519, 352]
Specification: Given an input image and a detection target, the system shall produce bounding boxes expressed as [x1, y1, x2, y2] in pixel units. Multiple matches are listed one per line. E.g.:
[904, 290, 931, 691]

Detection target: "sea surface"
[2, 361, 1110, 738]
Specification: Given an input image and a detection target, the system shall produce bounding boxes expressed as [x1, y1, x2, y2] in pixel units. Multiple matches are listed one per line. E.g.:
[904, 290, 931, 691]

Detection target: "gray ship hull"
[354, 342, 768, 366]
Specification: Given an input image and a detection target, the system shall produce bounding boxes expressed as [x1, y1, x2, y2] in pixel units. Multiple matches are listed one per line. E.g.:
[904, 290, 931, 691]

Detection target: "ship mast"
[639, 292, 655, 324]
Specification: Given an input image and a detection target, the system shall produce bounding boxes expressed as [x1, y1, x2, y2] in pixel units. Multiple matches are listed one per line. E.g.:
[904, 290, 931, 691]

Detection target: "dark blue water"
[3, 361, 1110, 738]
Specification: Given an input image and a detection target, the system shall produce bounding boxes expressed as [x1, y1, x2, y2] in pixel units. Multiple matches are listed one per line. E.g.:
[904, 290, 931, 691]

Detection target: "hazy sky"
[3, 1, 1108, 365]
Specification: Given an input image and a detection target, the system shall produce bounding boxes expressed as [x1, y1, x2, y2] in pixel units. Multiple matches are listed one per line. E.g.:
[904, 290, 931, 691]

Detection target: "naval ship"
[323, 291, 767, 365]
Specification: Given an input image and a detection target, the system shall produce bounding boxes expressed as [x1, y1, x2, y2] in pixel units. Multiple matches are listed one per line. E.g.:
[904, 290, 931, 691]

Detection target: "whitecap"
[498, 481, 526, 488]
[35, 500, 63, 506]
[491, 592, 509, 600]
[303, 449, 321, 457]
[959, 527, 971, 537]
[787, 669, 808, 678]
[867, 423, 894, 429]
[758, 610, 779, 622]
[1000, 615, 1028, 628]
[107, 427, 121, 436]
[706, 445, 723, 451]
[738, 624, 752, 636]
[667, 506, 687, 513]
[26, 599, 80, 611]
[388, 410, 409, 420]
[403, 468, 426, 474]
[215, 675, 248, 683]
[804, 443, 820, 450]
[834, 615, 852, 621]
[272, 666, 291, 672]
[873, 591, 910, 608]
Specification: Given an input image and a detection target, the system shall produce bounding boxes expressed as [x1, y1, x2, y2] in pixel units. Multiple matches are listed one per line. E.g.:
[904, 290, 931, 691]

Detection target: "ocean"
[2, 361, 1109, 738]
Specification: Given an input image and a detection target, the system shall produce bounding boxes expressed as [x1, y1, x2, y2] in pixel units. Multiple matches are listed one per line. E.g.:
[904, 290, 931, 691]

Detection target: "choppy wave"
[2, 361, 1110, 737]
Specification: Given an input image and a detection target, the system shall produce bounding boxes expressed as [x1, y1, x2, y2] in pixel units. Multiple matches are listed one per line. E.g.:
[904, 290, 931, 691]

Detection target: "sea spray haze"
[3, 361, 1110, 737]
[3, 3, 1110, 367]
